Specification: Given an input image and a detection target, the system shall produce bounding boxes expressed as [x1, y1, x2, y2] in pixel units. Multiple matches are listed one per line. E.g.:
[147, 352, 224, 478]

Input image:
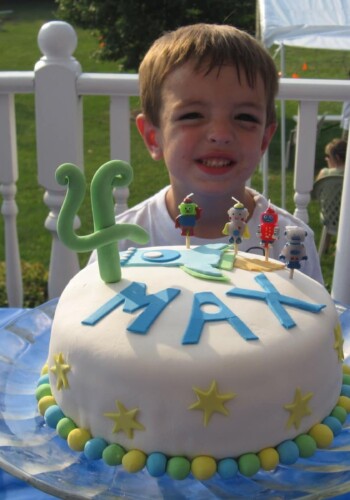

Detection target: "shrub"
[55, 0, 255, 70]
[0, 261, 48, 308]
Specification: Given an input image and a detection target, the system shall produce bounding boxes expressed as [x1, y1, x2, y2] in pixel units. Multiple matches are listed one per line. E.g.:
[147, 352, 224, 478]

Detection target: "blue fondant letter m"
[82, 281, 180, 333]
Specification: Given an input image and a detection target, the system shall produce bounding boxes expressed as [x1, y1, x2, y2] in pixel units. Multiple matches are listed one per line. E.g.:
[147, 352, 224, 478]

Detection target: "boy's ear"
[136, 113, 163, 160]
[261, 122, 277, 154]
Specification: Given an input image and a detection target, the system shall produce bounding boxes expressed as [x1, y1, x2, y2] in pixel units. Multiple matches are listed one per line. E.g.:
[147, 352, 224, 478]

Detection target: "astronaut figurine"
[257, 205, 279, 261]
[279, 225, 308, 278]
[175, 193, 202, 248]
[222, 199, 250, 254]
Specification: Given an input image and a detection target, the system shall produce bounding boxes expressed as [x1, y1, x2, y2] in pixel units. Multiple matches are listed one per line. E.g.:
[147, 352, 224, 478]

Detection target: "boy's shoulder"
[116, 185, 170, 223]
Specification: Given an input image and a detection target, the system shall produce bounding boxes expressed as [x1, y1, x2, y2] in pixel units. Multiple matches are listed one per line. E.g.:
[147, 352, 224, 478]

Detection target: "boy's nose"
[209, 135, 231, 144]
[207, 122, 233, 145]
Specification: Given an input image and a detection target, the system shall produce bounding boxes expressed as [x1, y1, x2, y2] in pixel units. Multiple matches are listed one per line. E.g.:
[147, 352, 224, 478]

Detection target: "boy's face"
[137, 61, 276, 199]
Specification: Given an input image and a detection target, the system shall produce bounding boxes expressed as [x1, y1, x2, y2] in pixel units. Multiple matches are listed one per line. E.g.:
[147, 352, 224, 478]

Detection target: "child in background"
[316, 138, 347, 181]
[90, 23, 323, 283]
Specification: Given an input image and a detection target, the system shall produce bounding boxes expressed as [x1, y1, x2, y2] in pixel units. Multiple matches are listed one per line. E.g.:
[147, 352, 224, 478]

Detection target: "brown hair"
[325, 138, 347, 167]
[138, 23, 279, 127]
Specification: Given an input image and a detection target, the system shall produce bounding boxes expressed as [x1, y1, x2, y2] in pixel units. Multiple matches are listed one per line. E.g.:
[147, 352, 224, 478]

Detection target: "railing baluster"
[110, 96, 131, 214]
[0, 94, 22, 307]
[293, 100, 319, 223]
[0, 183, 22, 307]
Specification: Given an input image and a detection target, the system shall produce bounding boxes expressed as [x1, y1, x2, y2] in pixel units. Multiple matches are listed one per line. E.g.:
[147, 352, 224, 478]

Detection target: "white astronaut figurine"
[279, 226, 308, 278]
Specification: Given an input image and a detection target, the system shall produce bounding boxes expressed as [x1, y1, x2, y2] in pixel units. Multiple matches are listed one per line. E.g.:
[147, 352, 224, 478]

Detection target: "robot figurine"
[222, 199, 250, 254]
[257, 205, 279, 260]
[175, 193, 202, 248]
[279, 226, 308, 278]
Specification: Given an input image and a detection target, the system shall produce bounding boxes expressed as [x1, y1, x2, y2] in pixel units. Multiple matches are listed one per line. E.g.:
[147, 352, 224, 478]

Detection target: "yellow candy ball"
[191, 456, 217, 480]
[258, 448, 279, 471]
[122, 450, 146, 473]
[338, 395, 350, 413]
[308, 424, 333, 448]
[67, 428, 91, 451]
[343, 365, 350, 375]
[41, 363, 49, 375]
[38, 395, 56, 416]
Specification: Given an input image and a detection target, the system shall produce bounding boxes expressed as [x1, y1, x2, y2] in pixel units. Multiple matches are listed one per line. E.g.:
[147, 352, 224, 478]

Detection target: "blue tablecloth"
[1, 306, 350, 500]
[0, 308, 56, 499]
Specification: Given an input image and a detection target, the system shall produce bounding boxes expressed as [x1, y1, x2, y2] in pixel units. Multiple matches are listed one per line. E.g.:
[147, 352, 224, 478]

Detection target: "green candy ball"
[330, 405, 347, 424]
[166, 457, 191, 480]
[35, 383, 52, 401]
[56, 417, 76, 439]
[294, 434, 317, 458]
[102, 444, 126, 466]
[238, 453, 260, 477]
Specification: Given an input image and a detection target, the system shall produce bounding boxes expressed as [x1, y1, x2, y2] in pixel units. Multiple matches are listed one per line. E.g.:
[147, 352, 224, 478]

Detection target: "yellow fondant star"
[104, 400, 145, 439]
[189, 380, 236, 426]
[334, 322, 344, 362]
[50, 352, 71, 390]
[284, 387, 313, 430]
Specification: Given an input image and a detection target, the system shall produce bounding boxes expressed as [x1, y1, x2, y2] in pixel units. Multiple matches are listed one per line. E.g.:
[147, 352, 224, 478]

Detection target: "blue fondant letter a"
[182, 292, 258, 345]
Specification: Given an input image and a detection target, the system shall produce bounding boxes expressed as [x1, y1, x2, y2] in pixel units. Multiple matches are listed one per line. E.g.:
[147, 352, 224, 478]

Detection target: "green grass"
[0, 1, 346, 299]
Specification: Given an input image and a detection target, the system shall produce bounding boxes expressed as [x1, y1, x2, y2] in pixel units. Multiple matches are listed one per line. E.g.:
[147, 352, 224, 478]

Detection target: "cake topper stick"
[257, 200, 279, 261]
[222, 196, 250, 255]
[175, 193, 202, 249]
[279, 226, 308, 279]
[55, 160, 149, 283]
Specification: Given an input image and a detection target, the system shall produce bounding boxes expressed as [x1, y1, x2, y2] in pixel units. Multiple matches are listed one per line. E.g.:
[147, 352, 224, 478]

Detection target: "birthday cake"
[36, 161, 350, 481]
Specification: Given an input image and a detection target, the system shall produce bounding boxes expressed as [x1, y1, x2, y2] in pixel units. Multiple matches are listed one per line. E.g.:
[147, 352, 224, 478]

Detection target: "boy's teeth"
[201, 159, 231, 167]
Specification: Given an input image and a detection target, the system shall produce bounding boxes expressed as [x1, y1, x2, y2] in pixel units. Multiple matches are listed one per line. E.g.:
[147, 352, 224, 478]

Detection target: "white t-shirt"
[89, 186, 324, 284]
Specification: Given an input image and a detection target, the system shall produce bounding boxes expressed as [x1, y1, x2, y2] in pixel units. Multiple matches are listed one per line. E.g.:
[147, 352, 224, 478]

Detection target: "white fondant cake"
[43, 245, 347, 478]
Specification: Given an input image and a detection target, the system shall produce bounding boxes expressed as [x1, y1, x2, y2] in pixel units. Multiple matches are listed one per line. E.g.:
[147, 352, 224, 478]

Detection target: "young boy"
[94, 24, 323, 283]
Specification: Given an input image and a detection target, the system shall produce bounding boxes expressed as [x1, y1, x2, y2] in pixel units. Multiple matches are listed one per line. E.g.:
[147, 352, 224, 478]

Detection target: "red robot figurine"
[257, 205, 279, 260]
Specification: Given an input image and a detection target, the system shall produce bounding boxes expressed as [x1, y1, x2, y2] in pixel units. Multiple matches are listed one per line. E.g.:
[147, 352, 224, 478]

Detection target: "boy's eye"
[178, 112, 202, 120]
[235, 113, 260, 123]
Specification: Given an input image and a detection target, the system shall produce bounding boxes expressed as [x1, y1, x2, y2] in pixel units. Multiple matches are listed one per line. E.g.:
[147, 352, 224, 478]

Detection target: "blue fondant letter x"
[227, 273, 325, 329]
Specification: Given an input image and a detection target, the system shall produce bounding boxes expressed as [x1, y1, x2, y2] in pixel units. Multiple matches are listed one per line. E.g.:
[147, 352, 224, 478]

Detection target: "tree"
[55, 0, 255, 70]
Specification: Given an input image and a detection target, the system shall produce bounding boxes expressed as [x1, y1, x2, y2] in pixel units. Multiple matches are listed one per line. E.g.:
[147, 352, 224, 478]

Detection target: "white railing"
[1, 21, 350, 307]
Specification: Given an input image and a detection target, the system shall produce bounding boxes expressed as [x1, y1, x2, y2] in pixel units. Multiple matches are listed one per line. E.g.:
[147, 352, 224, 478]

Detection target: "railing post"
[292, 100, 319, 223]
[332, 129, 350, 305]
[35, 21, 83, 299]
[0, 94, 22, 307]
[110, 96, 131, 214]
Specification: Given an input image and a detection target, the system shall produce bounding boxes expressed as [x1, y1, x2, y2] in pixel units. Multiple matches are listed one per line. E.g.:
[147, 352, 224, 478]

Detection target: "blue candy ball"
[217, 458, 238, 479]
[84, 438, 108, 460]
[146, 452, 167, 477]
[341, 384, 350, 398]
[44, 405, 65, 428]
[277, 440, 299, 465]
[322, 416, 343, 436]
[37, 373, 50, 386]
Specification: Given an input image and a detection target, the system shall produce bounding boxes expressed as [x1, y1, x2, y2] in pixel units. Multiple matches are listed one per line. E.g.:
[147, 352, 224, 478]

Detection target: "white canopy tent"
[257, 0, 350, 304]
[257, 0, 350, 51]
[257, 0, 350, 206]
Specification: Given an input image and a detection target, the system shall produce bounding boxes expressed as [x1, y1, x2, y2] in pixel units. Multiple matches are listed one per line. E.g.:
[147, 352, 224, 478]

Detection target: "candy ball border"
[36, 366, 350, 481]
